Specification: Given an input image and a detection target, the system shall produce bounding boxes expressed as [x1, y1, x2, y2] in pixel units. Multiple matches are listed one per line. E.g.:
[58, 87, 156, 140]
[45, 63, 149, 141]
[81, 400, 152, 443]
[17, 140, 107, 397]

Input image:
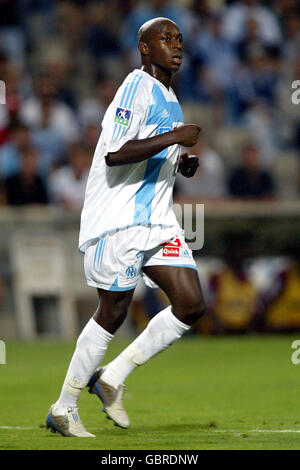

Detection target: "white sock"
[54, 318, 113, 412]
[101, 306, 190, 389]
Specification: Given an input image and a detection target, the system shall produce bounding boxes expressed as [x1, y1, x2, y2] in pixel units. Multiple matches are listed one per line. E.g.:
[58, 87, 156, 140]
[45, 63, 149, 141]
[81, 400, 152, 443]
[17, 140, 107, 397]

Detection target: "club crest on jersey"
[126, 265, 137, 279]
[161, 238, 182, 257]
[115, 107, 131, 126]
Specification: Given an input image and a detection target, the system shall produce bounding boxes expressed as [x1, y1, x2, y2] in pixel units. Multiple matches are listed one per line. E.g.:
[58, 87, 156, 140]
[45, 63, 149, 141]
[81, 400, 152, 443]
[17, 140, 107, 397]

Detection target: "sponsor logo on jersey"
[126, 265, 137, 279]
[161, 238, 181, 257]
[115, 107, 131, 126]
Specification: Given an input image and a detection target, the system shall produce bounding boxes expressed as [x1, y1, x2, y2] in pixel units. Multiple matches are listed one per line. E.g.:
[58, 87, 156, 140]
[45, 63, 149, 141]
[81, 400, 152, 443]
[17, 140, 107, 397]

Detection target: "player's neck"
[140, 64, 172, 90]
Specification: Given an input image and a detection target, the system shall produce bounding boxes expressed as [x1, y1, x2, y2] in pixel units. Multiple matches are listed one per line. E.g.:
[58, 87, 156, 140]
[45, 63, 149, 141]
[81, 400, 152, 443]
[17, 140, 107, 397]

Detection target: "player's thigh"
[142, 264, 205, 322]
[97, 288, 135, 313]
[94, 288, 135, 333]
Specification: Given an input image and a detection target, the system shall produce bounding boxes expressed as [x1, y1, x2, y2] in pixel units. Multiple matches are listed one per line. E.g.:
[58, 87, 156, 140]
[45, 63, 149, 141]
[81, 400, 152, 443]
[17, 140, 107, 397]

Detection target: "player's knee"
[103, 301, 129, 324]
[113, 301, 129, 323]
[179, 296, 206, 325]
[93, 297, 130, 333]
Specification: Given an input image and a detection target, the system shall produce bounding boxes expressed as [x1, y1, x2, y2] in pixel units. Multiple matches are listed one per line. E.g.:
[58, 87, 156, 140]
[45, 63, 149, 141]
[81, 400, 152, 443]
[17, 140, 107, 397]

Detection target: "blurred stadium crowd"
[0, 0, 300, 206]
[1, 0, 300, 336]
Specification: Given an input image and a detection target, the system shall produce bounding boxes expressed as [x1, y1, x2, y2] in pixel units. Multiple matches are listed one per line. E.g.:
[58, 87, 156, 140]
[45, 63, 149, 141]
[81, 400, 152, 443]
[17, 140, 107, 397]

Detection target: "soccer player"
[46, 17, 205, 437]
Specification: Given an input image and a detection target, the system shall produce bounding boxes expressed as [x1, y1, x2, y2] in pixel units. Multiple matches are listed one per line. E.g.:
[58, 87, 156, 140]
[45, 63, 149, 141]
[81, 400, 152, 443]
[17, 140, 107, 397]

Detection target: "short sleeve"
[102, 74, 148, 154]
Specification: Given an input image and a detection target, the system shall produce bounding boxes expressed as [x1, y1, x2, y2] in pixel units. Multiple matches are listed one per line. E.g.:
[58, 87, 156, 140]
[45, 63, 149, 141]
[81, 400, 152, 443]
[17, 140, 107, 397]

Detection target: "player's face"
[149, 23, 183, 74]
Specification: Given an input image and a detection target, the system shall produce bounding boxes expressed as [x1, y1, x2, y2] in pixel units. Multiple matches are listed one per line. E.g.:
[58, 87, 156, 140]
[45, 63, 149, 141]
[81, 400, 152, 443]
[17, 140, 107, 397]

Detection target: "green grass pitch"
[1, 335, 300, 450]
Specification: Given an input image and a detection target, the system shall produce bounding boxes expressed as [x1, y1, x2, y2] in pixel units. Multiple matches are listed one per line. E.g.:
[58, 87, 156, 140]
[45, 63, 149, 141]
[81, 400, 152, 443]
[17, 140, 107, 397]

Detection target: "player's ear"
[138, 41, 150, 56]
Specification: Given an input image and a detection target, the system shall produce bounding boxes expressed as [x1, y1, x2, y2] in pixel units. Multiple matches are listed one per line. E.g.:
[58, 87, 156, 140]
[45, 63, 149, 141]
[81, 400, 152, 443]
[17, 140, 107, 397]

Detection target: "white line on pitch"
[211, 430, 300, 434]
[1, 426, 300, 433]
[0, 426, 34, 430]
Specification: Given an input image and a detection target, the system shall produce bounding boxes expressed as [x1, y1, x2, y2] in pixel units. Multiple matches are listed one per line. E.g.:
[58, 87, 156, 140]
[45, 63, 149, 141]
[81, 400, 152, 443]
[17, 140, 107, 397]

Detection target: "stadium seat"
[181, 104, 215, 138]
[213, 127, 251, 167]
[9, 233, 78, 339]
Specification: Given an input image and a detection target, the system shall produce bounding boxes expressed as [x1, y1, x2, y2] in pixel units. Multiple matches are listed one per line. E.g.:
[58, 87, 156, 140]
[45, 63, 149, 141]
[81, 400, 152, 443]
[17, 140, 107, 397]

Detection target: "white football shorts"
[83, 226, 197, 291]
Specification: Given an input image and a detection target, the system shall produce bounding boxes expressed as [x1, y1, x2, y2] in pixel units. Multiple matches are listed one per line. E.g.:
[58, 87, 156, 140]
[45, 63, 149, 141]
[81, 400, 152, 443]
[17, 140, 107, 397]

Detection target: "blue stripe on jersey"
[133, 83, 183, 225]
[114, 124, 122, 142]
[112, 76, 134, 140]
[119, 79, 131, 108]
[99, 238, 106, 266]
[112, 79, 132, 139]
[97, 238, 104, 268]
[133, 143, 168, 225]
[112, 123, 118, 139]
[94, 240, 100, 266]
[123, 74, 140, 108]
[127, 75, 142, 109]
[112, 74, 141, 143]
[146, 84, 183, 126]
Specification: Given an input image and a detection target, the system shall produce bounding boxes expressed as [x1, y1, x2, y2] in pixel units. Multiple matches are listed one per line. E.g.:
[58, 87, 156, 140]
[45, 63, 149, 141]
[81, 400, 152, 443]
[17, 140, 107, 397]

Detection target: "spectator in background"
[280, 12, 300, 67]
[176, 136, 226, 200]
[227, 143, 275, 199]
[192, 13, 238, 97]
[78, 76, 118, 129]
[231, 45, 279, 119]
[3, 146, 48, 206]
[30, 91, 65, 177]
[236, 17, 264, 61]
[20, 73, 79, 144]
[0, 121, 30, 179]
[42, 54, 77, 110]
[208, 232, 258, 333]
[0, 0, 25, 67]
[48, 143, 91, 210]
[242, 101, 282, 166]
[223, 0, 282, 47]
[85, 1, 121, 62]
[0, 58, 30, 145]
[0, 115, 64, 181]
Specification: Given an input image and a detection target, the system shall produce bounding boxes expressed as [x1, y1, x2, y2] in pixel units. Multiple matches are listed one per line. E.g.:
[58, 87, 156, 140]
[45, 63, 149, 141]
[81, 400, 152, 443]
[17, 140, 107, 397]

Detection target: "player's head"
[138, 17, 182, 74]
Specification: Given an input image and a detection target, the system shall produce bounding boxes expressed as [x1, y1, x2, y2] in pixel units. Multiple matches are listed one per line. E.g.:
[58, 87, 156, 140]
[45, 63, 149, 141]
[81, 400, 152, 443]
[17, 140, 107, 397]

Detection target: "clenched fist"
[177, 152, 199, 178]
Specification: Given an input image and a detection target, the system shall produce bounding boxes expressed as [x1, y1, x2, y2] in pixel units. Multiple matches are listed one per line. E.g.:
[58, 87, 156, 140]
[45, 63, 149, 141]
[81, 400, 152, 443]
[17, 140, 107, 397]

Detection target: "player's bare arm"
[105, 124, 201, 166]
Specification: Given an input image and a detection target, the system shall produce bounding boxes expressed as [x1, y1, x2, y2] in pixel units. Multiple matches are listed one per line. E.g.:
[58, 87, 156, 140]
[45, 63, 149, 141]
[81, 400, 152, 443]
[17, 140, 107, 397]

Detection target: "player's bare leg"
[91, 266, 206, 428]
[47, 289, 134, 435]
[142, 265, 206, 326]
[94, 289, 135, 333]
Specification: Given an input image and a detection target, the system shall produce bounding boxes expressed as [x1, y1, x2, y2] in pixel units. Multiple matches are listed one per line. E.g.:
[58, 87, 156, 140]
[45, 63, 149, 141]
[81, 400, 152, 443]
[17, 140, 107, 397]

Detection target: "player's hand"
[177, 152, 199, 178]
[174, 124, 201, 147]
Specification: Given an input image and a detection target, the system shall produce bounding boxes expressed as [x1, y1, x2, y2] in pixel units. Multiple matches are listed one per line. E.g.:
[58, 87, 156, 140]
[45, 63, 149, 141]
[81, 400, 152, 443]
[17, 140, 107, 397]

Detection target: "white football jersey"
[79, 69, 184, 253]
